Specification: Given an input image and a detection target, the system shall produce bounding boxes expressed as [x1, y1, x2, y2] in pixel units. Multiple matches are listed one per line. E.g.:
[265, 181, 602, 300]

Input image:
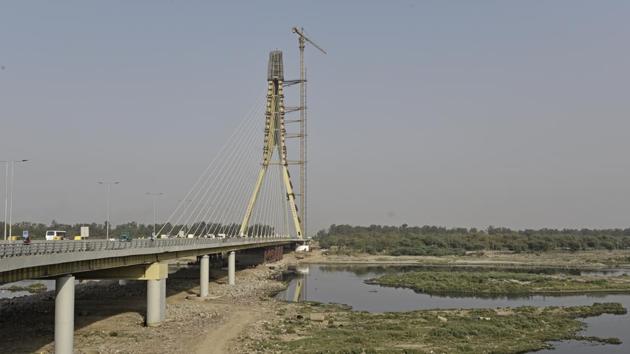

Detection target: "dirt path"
[0, 254, 293, 354]
[195, 307, 259, 354]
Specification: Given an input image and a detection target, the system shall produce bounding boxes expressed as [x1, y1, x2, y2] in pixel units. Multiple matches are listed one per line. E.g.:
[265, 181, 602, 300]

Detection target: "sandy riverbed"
[0, 254, 301, 354]
[2, 249, 630, 353]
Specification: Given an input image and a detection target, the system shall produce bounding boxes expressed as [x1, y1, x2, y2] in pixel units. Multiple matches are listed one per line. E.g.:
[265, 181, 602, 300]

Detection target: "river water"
[0, 264, 188, 299]
[276, 264, 630, 353]
[0, 279, 55, 298]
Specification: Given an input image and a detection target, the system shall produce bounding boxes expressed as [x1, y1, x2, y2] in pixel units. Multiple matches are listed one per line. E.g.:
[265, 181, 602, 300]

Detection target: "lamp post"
[98, 181, 119, 239]
[2, 161, 8, 241]
[2, 159, 29, 240]
[145, 192, 163, 238]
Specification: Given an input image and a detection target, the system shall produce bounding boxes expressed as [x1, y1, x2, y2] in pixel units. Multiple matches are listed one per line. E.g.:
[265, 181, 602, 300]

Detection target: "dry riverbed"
[1, 250, 629, 353]
[0, 255, 294, 354]
[302, 249, 630, 270]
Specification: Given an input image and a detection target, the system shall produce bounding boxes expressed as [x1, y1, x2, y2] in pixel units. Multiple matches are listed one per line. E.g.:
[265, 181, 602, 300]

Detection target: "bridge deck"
[0, 238, 296, 283]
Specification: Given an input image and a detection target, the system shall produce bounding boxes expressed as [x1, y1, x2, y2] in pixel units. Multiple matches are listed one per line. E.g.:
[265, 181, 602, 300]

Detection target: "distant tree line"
[0, 221, 156, 239]
[314, 224, 630, 255]
[0, 220, 279, 240]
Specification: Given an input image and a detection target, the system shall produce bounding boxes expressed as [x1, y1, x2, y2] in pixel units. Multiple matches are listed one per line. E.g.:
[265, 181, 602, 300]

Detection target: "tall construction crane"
[291, 27, 326, 240]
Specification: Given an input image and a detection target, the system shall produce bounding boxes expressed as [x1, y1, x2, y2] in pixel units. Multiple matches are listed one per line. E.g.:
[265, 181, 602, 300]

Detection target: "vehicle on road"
[119, 231, 132, 242]
[45, 230, 67, 241]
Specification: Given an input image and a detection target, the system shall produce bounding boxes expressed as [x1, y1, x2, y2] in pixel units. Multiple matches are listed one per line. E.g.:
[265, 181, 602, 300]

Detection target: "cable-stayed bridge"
[156, 50, 304, 241]
[0, 50, 308, 354]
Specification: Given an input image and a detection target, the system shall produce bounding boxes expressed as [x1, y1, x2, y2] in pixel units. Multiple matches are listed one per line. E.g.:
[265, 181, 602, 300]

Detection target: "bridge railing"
[0, 237, 293, 259]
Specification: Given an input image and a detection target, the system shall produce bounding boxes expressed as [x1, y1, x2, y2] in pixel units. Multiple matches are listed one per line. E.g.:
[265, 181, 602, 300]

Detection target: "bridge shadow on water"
[0, 262, 235, 353]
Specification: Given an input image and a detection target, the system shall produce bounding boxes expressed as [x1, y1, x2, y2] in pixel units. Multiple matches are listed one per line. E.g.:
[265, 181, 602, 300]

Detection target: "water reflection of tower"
[303, 273, 307, 301]
[293, 265, 310, 302]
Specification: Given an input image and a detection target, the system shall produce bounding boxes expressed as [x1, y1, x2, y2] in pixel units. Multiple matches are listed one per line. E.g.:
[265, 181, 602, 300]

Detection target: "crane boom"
[292, 27, 327, 55]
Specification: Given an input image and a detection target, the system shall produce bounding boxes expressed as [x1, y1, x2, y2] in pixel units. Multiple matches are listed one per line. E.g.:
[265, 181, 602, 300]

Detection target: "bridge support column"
[145, 262, 168, 327]
[146, 279, 161, 326]
[55, 275, 74, 354]
[228, 251, 236, 285]
[160, 277, 166, 321]
[200, 255, 209, 297]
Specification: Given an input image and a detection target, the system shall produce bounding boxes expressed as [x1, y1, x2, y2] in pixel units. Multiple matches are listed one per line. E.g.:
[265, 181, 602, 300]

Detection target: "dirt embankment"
[0, 254, 297, 354]
[302, 249, 630, 270]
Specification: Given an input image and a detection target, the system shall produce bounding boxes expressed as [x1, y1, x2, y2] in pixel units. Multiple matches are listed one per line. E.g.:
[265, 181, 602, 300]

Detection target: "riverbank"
[300, 249, 630, 270]
[0, 256, 294, 354]
[2, 250, 630, 353]
[369, 269, 630, 296]
[241, 302, 626, 353]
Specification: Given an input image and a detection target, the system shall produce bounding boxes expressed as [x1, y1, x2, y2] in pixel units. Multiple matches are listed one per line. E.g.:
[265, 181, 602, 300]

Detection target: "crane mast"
[291, 27, 326, 239]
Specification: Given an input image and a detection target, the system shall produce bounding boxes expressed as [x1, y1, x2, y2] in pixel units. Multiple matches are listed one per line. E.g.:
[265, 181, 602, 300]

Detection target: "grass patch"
[252, 303, 626, 353]
[368, 270, 630, 295]
[3, 283, 48, 294]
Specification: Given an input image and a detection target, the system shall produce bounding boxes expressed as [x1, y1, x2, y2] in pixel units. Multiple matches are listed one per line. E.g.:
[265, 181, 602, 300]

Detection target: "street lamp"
[1, 159, 29, 240]
[98, 181, 119, 239]
[145, 192, 163, 238]
[2, 161, 8, 240]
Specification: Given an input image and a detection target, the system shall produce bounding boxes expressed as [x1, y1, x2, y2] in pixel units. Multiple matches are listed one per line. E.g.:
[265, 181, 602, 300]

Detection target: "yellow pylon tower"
[239, 51, 303, 239]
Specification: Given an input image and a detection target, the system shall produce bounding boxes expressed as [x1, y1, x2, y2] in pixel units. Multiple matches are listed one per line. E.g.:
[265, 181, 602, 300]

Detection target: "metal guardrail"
[0, 237, 294, 259]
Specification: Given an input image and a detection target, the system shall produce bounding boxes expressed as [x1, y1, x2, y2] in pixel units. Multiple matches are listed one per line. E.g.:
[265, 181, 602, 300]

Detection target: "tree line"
[0, 221, 156, 239]
[314, 224, 630, 255]
[0, 220, 273, 239]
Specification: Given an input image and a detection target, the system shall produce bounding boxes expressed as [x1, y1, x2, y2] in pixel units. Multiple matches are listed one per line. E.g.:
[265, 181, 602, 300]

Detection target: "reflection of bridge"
[0, 50, 309, 354]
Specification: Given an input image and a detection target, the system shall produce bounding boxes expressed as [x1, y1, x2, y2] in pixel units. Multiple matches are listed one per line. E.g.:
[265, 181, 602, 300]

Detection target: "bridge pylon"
[239, 51, 303, 239]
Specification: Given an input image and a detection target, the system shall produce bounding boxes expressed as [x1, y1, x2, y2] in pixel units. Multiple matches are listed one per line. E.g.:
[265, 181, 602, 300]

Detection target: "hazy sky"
[1, 1, 630, 232]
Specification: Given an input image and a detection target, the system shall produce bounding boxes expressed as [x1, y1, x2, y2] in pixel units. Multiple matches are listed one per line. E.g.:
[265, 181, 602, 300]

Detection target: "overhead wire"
[179, 100, 264, 235]
[157, 94, 264, 236]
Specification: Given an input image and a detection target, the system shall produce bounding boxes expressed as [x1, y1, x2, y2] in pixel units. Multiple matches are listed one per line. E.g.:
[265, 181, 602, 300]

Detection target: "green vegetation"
[370, 270, 630, 295]
[3, 283, 48, 294]
[0, 221, 157, 240]
[316, 224, 630, 255]
[253, 302, 626, 353]
[0, 220, 257, 240]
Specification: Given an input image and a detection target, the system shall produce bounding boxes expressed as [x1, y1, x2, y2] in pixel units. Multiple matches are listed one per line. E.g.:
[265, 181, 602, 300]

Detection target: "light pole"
[98, 181, 119, 239]
[2, 159, 29, 239]
[146, 192, 163, 238]
[2, 161, 8, 240]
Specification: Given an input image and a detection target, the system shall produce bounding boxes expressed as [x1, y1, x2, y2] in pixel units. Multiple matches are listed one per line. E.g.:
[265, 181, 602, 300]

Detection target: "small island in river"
[368, 269, 630, 296]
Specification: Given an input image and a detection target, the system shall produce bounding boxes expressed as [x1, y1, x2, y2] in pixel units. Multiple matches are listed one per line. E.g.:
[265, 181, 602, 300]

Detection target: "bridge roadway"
[0, 237, 298, 354]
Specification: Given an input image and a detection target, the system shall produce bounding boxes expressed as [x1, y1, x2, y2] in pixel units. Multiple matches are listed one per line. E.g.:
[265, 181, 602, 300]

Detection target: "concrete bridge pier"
[146, 279, 161, 326]
[55, 274, 75, 354]
[159, 277, 166, 321]
[144, 262, 168, 326]
[228, 251, 236, 285]
[199, 255, 209, 297]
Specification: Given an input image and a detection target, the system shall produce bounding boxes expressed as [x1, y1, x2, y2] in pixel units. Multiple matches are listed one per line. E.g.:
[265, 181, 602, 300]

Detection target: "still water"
[0, 279, 55, 298]
[0, 264, 187, 299]
[276, 264, 630, 353]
